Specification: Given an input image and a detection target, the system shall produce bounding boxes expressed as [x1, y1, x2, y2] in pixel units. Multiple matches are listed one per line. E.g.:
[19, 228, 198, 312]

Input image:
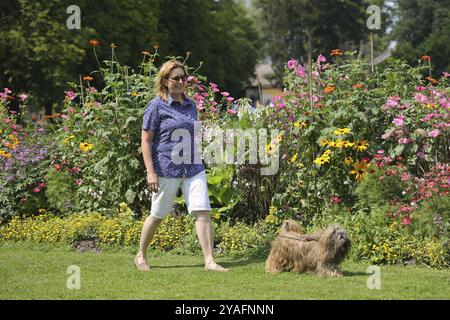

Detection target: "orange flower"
[83, 76, 93, 81]
[352, 83, 364, 89]
[426, 76, 438, 84]
[89, 39, 100, 46]
[153, 44, 160, 49]
[141, 51, 150, 56]
[331, 49, 343, 56]
[420, 55, 431, 61]
[324, 86, 335, 94]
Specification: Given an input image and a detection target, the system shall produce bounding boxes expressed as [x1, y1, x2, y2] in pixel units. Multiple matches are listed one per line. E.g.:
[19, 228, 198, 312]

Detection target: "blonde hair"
[155, 60, 188, 101]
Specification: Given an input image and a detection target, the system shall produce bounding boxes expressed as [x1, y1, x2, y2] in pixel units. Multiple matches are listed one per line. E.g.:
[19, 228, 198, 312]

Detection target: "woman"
[134, 60, 229, 272]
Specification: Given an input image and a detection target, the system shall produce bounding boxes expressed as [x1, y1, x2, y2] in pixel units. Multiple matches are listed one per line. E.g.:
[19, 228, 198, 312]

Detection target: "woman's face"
[165, 67, 186, 98]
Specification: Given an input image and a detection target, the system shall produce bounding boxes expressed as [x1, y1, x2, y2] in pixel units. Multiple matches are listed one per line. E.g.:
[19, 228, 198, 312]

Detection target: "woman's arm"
[141, 130, 159, 192]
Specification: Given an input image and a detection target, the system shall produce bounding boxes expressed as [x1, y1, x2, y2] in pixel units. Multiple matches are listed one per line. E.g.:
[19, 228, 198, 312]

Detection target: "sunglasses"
[168, 75, 187, 83]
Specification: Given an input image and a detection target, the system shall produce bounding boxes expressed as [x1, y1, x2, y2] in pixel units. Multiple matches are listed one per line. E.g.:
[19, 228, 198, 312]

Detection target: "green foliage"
[392, 0, 450, 77]
[45, 168, 78, 214]
[355, 166, 411, 210]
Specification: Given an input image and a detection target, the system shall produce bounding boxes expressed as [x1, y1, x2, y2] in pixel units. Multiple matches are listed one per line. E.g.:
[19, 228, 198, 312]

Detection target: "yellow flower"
[38, 208, 46, 214]
[333, 128, 351, 136]
[266, 144, 275, 155]
[63, 135, 75, 144]
[213, 212, 221, 220]
[314, 156, 330, 165]
[79, 142, 94, 152]
[320, 139, 335, 147]
[277, 133, 283, 143]
[349, 160, 370, 181]
[344, 156, 354, 165]
[343, 140, 355, 148]
[334, 139, 346, 148]
[132, 91, 139, 97]
[294, 121, 307, 128]
[323, 149, 333, 157]
[290, 153, 298, 163]
[353, 140, 369, 152]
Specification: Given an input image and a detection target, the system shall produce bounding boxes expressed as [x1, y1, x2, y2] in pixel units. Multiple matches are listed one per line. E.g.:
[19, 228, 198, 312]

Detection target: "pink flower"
[401, 172, 410, 181]
[402, 217, 412, 226]
[317, 54, 327, 63]
[227, 97, 234, 103]
[89, 87, 97, 93]
[221, 92, 230, 97]
[287, 59, 298, 70]
[39, 182, 46, 188]
[386, 96, 400, 107]
[210, 106, 218, 113]
[64, 91, 77, 101]
[33, 187, 41, 193]
[427, 129, 440, 138]
[417, 151, 425, 159]
[295, 65, 306, 78]
[377, 149, 385, 154]
[75, 179, 83, 186]
[67, 107, 75, 113]
[398, 137, 411, 144]
[18, 94, 28, 101]
[392, 115, 405, 126]
[4, 88, 12, 94]
[330, 195, 342, 204]
[443, 72, 450, 78]
[227, 109, 237, 116]
[311, 95, 319, 103]
[415, 86, 426, 92]
[414, 93, 428, 104]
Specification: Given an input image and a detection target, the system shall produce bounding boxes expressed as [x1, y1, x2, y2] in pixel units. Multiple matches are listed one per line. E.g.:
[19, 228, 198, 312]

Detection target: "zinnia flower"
[331, 49, 343, 56]
[420, 55, 431, 61]
[427, 129, 440, 138]
[392, 115, 405, 126]
[324, 86, 335, 94]
[287, 59, 298, 70]
[89, 39, 100, 46]
[83, 76, 93, 81]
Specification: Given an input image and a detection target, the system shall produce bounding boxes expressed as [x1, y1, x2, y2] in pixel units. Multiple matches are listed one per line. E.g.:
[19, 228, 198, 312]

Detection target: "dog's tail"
[280, 219, 304, 234]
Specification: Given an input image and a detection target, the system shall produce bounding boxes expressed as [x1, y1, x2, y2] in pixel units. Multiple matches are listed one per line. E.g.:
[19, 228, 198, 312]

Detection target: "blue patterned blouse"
[142, 95, 205, 178]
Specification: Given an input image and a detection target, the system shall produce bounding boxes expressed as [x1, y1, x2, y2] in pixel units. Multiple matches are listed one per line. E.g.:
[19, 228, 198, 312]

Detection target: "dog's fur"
[265, 220, 351, 277]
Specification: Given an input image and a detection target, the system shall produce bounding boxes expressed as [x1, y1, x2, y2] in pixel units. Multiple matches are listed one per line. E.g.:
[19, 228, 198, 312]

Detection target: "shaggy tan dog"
[265, 220, 351, 277]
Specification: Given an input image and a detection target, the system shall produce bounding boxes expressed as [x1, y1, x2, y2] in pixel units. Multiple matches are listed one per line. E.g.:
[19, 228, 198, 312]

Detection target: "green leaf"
[125, 189, 136, 204]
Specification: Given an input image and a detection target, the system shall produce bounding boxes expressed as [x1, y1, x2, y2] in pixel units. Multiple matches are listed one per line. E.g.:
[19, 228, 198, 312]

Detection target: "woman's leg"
[135, 216, 163, 270]
[192, 211, 229, 272]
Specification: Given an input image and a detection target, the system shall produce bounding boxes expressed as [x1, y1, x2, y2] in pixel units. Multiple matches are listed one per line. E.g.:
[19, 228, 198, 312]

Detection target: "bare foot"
[134, 255, 150, 272]
[204, 263, 230, 272]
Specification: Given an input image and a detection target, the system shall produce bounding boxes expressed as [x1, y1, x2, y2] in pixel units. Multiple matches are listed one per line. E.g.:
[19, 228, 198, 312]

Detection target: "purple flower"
[415, 86, 426, 92]
[417, 151, 425, 159]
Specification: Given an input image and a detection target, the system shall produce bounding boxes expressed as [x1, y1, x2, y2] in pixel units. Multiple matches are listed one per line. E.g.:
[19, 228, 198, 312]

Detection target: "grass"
[0, 242, 449, 300]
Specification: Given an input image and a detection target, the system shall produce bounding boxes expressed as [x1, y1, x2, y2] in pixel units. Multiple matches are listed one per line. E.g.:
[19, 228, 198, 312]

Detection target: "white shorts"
[150, 170, 212, 219]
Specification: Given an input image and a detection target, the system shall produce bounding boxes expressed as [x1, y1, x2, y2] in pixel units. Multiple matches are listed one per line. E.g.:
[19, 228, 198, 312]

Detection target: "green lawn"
[0, 242, 449, 300]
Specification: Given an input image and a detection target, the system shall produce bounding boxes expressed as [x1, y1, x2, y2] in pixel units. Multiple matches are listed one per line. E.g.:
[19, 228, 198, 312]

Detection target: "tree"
[391, 0, 450, 76]
[254, 0, 377, 80]
[0, 0, 86, 115]
[156, 0, 260, 96]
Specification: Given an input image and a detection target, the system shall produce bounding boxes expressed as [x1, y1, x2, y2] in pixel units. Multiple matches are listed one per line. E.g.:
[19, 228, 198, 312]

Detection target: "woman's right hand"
[147, 172, 160, 193]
